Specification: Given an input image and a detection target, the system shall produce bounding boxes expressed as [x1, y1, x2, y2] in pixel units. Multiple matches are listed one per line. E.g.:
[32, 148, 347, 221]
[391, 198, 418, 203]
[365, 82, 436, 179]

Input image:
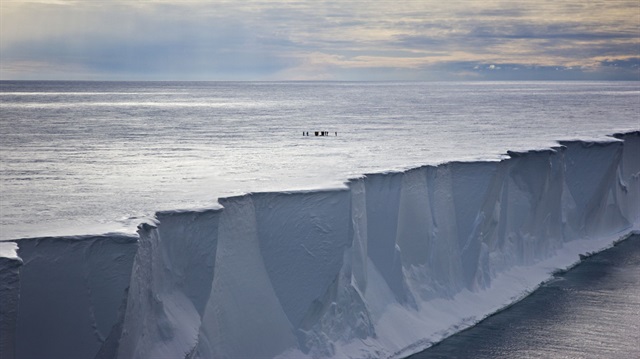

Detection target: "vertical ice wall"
[614, 132, 640, 226]
[4, 132, 639, 359]
[0, 243, 21, 359]
[196, 195, 297, 359]
[560, 140, 628, 239]
[12, 234, 138, 359]
[116, 209, 220, 359]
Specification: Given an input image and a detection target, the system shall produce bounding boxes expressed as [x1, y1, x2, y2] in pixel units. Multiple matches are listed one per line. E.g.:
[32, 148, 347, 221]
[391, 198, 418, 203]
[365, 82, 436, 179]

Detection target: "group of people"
[302, 131, 337, 136]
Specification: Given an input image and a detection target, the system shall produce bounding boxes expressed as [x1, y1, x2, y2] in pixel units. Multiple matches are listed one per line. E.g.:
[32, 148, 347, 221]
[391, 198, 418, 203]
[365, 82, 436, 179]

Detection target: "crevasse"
[3, 131, 639, 359]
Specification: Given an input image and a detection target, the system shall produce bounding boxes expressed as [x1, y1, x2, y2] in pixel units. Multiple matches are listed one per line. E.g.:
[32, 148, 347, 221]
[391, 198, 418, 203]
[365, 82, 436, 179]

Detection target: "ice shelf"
[4, 131, 640, 359]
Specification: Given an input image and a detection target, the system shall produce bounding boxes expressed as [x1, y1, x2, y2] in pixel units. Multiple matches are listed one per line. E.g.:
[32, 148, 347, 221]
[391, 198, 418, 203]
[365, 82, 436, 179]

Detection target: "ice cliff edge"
[3, 131, 639, 359]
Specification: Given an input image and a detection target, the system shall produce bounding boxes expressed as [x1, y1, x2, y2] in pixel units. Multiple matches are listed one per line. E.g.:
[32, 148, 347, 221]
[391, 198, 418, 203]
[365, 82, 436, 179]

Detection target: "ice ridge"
[2, 131, 639, 359]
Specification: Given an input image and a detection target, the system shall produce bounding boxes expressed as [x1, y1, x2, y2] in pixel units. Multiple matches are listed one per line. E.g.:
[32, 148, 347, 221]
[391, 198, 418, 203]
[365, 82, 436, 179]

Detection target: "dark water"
[2, 81, 639, 240]
[409, 234, 640, 359]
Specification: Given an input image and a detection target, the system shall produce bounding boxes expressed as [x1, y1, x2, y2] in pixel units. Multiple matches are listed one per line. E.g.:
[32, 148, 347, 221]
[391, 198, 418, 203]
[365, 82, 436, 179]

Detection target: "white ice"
[6, 131, 638, 359]
[2, 81, 640, 359]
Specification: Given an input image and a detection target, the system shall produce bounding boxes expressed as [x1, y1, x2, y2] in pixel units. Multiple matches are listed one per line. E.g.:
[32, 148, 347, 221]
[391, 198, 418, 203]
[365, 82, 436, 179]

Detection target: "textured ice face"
[4, 132, 640, 359]
[10, 235, 138, 359]
[1, 82, 638, 240]
[0, 242, 21, 359]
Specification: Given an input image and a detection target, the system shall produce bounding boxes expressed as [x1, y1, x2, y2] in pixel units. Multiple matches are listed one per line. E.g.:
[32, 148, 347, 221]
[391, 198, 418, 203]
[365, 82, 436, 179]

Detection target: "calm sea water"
[409, 234, 640, 359]
[1, 81, 638, 239]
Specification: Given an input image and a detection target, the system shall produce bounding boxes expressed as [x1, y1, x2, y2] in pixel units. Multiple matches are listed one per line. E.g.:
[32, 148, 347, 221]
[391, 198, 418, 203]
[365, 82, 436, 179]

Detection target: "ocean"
[408, 234, 640, 359]
[1, 81, 639, 358]
[1, 81, 638, 240]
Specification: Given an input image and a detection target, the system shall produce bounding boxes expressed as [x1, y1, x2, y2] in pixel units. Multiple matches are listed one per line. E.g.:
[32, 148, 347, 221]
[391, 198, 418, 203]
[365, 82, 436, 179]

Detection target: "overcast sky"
[1, 0, 638, 81]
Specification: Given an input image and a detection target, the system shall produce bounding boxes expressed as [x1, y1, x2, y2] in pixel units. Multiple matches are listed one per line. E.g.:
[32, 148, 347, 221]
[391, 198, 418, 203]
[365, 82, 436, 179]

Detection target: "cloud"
[1, 1, 298, 79]
[1, 0, 638, 80]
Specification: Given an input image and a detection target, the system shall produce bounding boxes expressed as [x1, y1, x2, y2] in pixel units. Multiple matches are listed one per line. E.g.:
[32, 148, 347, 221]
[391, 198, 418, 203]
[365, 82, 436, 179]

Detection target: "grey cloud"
[463, 8, 528, 18]
[600, 58, 640, 73]
[393, 35, 448, 48]
[2, 1, 639, 80]
[2, 30, 294, 80]
[470, 23, 637, 41]
[426, 61, 640, 81]
[0, 2, 304, 79]
[539, 40, 639, 60]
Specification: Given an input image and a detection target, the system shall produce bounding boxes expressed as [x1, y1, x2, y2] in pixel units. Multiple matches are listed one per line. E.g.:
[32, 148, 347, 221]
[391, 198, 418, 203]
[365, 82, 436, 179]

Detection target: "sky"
[1, 0, 639, 81]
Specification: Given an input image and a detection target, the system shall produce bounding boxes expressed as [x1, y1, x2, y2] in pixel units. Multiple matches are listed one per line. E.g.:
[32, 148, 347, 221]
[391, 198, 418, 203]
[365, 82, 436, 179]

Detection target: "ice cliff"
[2, 131, 639, 359]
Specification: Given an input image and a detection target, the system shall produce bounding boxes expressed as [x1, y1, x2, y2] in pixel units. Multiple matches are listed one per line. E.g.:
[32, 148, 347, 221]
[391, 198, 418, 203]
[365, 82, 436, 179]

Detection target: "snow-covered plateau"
[2, 131, 639, 359]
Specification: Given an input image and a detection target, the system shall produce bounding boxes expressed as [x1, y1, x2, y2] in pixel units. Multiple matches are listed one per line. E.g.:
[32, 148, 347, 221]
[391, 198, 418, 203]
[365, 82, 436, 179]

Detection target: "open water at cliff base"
[409, 234, 640, 359]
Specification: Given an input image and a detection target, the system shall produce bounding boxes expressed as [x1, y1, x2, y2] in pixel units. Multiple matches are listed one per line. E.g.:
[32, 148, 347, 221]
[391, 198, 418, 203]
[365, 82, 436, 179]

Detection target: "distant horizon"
[2, 1, 638, 81]
[2, 79, 640, 83]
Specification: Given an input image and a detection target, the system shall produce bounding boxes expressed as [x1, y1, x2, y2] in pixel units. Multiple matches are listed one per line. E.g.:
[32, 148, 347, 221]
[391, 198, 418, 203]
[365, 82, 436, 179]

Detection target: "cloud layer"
[1, 0, 638, 80]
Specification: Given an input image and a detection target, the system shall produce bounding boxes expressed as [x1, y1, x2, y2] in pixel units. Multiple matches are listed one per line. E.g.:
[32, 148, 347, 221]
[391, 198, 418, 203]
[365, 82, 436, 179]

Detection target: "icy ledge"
[3, 131, 639, 359]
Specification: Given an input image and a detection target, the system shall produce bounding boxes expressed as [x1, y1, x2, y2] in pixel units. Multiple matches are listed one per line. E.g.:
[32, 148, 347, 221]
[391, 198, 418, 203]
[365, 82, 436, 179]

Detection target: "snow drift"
[4, 131, 639, 359]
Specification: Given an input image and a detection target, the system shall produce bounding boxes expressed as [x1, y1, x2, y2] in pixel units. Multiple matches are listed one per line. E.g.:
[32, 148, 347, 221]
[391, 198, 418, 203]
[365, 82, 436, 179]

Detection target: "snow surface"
[4, 131, 639, 359]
